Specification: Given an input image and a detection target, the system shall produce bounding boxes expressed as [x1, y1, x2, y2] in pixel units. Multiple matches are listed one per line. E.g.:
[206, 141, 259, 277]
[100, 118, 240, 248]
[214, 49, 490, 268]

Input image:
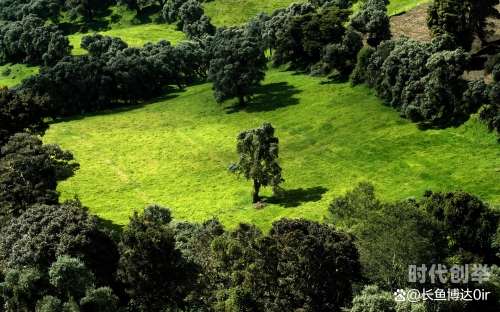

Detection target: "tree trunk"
[252, 180, 261, 203]
[238, 94, 245, 106]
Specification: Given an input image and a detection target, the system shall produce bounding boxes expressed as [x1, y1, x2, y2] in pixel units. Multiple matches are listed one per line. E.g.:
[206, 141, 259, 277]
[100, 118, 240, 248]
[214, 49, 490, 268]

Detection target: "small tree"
[228, 122, 284, 203]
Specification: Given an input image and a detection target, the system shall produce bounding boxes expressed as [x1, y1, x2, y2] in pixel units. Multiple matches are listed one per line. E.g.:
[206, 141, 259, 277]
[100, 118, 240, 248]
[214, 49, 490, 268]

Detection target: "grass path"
[43, 68, 500, 233]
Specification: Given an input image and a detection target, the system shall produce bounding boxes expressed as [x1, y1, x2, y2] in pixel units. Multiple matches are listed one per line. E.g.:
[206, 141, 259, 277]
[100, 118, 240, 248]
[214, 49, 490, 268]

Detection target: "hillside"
[43, 67, 500, 232]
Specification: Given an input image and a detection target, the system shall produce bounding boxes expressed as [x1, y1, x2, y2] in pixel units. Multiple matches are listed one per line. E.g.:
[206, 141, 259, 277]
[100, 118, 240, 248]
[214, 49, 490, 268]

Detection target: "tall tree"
[427, 0, 500, 51]
[207, 26, 267, 106]
[228, 122, 284, 203]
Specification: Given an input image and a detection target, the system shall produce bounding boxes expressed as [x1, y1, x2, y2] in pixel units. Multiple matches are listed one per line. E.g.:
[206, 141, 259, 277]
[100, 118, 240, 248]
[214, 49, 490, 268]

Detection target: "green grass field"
[0, 63, 39, 87]
[42, 67, 500, 233]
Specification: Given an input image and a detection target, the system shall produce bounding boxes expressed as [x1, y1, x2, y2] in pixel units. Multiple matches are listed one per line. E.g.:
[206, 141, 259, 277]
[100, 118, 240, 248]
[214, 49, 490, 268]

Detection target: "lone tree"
[207, 26, 267, 106]
[228, 122, 284, 203]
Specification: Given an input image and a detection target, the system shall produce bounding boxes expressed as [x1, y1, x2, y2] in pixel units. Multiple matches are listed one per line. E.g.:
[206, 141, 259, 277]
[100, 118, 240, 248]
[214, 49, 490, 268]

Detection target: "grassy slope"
[0, 63, 39, 87]
[43, 68, 500, 232]
[60, 6, 187, 55]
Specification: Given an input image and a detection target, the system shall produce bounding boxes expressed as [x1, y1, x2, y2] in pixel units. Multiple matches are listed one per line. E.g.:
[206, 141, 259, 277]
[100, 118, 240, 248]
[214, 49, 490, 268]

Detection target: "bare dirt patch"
[390, 2, 431, 42]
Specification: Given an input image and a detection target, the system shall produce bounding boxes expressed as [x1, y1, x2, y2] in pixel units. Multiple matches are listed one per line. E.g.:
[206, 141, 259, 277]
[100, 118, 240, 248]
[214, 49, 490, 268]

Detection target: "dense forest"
[3, 0, 500, 311]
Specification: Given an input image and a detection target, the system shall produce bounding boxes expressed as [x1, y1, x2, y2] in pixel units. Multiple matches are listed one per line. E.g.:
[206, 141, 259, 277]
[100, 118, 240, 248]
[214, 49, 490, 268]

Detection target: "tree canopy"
[207, 25, 267, 106]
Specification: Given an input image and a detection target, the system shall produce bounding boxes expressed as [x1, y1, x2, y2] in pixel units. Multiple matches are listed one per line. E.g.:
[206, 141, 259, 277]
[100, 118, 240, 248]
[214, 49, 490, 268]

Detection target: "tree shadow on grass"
[98, 218, 125, 241]
[262, 186, 328, 208]
[224, 82, 302, 113]
[319, 72, 350, 85]
[47, 92, 182, 125]
[59, 19, 111, 35]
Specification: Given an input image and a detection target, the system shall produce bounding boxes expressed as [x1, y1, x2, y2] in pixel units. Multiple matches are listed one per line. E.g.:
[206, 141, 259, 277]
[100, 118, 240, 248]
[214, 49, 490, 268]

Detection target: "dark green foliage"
[162, 0, 188, 23]
[480, 87, 500, 134]
[21, 36, 201, 117]
[21, 55, 111, 117]
[273, 6, 350, 66]
[117, 207, 196, 311]
[245, 11, 271, 52]
[66, 0, 109, 21]
[1, 257, 119, 311]
[427, 0, 500, 51]
[422, 190, 500, 263]
[0, 268, 44, 312]
[250, 218, 362, 311]
[315, 26, 363, 75]
[355, 199, 447, 289]
[0, 88, 49, 147]
[49, 255, 95, 302]
[0, 14, 72, 65]
[349, 46, 374, 86]
[0, 200, 119, 289]
[461, 77, 491, 112]
[177, 0, 204, 30]
[0, 134, 79, 225]
[263, 2, 316, 55]
[0, 0, 62, 22]
[228, 122, 283, 203]
[79, 287, 119, 312]
[194, 222, 261, 310]
[365, 35, 471, 123]
[80, 33, 128, 57]
[182, 217, 224, 309]
[346, 285, 396, 312]
[485, 53, 500, 75]
[350, 0, 391, 47]
[327, 181, 380, 228]
[207, 26, 267, 106]
[183, 14, 215, 40]
[143, 203, 172, 225]
[37, 296, 62, 312]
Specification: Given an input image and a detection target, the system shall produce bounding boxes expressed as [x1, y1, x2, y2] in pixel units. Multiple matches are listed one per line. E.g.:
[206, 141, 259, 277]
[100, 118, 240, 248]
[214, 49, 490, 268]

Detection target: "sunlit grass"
[42, 67, 500, 233]
[0, 63, 39, 87]
[69, 23, 186, 55]
[387, 0, 430, 16]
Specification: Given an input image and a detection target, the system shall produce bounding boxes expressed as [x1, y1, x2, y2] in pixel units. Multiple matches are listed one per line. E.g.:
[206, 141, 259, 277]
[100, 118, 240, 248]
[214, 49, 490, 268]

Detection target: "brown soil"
[390, 2, 432, 42]
[389, 1, 500, 82]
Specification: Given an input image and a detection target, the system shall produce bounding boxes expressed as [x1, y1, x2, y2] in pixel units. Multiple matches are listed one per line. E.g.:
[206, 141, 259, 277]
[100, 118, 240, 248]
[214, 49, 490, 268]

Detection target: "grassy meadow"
[43, 67, 500, 233]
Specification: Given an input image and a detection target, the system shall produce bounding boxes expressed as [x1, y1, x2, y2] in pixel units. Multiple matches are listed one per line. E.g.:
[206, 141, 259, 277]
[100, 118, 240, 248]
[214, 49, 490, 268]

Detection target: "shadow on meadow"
[225, 81, 302, 113]
[47, 91, 182, 125]
[263, 186, 328, 208]
[98, 217, 125, 241]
